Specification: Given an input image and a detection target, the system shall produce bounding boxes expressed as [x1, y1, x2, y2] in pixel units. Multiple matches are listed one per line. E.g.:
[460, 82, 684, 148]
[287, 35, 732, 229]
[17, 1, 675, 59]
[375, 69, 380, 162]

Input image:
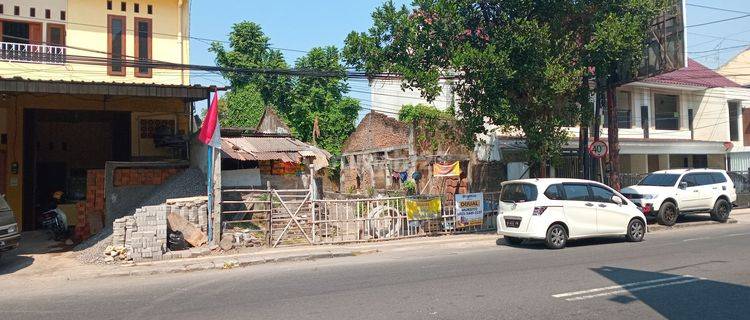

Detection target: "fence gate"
[269, 189, 314, 247]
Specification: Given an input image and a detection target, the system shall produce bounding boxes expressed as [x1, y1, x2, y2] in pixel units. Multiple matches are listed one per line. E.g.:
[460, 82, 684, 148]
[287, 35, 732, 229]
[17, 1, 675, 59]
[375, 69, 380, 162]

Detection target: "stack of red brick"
[113, 168, 181, 187]
[75, 169, 106, 240]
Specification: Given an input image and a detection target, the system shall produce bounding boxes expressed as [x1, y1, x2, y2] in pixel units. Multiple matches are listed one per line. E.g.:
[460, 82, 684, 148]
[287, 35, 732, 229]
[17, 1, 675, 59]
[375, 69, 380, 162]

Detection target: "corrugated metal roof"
[221, 136, 329, 168]
[0, 76, 210, 101]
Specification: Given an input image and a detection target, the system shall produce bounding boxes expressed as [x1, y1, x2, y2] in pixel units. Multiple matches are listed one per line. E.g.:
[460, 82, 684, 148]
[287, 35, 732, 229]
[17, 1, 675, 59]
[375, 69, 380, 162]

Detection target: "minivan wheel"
[504, 236, 524, 245]
[626, 219, 645, 242]
[545, 224, 567, 249]
[657, 202, 678, 226]
[710, 198, 731, 223]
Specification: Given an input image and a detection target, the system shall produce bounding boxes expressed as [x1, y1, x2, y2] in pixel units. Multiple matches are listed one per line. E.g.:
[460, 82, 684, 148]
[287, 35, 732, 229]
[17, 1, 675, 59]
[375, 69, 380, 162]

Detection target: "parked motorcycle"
[39, 191, 69, 241]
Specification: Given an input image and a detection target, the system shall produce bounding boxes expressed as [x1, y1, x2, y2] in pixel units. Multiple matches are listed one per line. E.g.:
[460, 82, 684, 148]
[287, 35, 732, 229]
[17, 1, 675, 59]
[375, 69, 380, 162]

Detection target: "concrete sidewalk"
[1, 233, 498, 281]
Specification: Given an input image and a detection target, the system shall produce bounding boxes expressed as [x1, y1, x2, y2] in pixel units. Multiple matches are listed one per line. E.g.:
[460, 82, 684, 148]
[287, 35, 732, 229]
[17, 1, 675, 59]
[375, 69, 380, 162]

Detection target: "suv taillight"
[532, 206, 548, 216]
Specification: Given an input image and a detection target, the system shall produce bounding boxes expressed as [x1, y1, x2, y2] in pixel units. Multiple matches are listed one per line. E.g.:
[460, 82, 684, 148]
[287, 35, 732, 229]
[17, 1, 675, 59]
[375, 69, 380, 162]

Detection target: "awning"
[0, 77, 210, 101]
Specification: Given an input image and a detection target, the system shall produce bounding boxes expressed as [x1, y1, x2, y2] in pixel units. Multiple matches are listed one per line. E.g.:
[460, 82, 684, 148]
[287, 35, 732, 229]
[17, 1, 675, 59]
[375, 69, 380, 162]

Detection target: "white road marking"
[552, 275, 694, 298]
[720, 232, 750, 238]
[682, 232, 750, 242]
[683, 236, 713, 242]
[564, 277, 704, 301]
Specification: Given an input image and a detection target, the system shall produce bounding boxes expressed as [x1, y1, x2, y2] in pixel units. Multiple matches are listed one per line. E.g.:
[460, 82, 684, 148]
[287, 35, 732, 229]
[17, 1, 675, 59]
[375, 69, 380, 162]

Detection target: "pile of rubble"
[103, 245, 130, 262]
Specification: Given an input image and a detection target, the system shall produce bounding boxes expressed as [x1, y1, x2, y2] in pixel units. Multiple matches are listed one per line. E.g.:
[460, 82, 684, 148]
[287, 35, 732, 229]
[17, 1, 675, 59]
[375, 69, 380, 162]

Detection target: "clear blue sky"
[189, 0, 750, 110]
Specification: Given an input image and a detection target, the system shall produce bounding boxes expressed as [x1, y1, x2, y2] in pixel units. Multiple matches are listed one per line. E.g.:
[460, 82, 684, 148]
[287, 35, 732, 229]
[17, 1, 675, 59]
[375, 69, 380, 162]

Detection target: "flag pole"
[199, 88, 221, 245]
[206, 144, 213, 243]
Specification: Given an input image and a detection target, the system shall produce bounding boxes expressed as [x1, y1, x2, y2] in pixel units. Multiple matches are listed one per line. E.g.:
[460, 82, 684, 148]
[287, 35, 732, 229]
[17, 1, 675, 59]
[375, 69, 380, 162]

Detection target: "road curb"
[648, 218, 737, 232]
[92, 249, 380, 279]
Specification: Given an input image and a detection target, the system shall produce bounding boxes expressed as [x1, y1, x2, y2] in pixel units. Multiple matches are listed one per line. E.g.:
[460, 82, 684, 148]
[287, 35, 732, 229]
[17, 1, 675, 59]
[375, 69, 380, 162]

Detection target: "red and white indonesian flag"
[198, 90, 221, 149]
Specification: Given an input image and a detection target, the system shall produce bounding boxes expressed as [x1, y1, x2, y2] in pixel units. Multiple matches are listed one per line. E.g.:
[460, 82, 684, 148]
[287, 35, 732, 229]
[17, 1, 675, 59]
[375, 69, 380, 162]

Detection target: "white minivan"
[497, 178, 646, 249]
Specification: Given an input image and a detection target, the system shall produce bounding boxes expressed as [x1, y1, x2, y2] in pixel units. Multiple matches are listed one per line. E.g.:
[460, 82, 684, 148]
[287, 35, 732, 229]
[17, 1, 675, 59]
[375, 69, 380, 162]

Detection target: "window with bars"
[108, 15, 126, 76]
[135, 18, 152, 77]
[654, 94, 680, 130]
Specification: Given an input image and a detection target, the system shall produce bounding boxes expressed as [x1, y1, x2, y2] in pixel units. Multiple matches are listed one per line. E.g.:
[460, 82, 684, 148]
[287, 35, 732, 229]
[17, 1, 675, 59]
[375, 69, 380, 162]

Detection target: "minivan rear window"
[710, 172, 727, 183]
[501, 183, 538, 203]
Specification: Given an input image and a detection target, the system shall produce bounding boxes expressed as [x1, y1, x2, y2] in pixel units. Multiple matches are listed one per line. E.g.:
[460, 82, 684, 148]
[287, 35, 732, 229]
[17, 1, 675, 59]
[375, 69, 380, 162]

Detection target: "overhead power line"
[687, 14, 750, 28]
[0, 12, 310, 55]
[687, 4, 750, 15]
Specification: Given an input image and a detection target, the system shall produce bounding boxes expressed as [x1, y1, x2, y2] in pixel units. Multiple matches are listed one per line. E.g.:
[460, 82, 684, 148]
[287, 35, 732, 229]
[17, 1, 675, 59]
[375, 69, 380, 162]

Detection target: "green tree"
[581, 0, 666, 189]
[344, 0, 664, 177]
[217, 84, 266, 128]
[210, 21, 293, 116]
[288, 46, 360, 155]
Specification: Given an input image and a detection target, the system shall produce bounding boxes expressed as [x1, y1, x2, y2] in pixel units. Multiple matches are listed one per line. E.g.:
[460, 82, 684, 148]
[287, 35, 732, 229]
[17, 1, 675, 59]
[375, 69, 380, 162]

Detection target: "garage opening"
[21, 109, 131, 230]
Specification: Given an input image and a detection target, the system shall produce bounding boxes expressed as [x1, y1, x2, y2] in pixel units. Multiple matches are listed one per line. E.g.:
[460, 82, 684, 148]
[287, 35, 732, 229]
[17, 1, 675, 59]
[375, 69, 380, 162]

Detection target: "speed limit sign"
[588, 140, 608, 159]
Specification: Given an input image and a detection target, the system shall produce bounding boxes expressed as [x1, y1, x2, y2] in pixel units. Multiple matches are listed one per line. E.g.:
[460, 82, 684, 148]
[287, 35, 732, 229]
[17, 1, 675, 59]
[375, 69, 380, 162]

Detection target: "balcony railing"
[0, 42, 66, 65]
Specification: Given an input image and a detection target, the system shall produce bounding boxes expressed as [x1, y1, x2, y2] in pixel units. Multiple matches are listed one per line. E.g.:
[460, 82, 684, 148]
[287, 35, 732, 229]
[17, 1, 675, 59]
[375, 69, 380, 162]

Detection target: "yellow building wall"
[719, 50, 750, 86]
[0, 0, 190, 85]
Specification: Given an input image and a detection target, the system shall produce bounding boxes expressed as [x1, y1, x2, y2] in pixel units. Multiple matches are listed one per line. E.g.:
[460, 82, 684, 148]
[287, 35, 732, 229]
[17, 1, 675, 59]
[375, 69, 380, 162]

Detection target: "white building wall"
[369, 78, 456, 117]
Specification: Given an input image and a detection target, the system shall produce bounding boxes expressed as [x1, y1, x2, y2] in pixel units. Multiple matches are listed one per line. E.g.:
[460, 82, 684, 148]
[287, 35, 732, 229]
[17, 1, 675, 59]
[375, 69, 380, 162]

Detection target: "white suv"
[620, 169, 736, 226]
[497, 179, 646, 249]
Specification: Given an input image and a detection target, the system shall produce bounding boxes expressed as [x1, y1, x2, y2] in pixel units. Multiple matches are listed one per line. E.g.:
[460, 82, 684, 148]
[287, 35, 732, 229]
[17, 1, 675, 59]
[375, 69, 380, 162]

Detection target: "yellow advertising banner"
[433, 162, 461, 177]
[405, 197, 442, 220]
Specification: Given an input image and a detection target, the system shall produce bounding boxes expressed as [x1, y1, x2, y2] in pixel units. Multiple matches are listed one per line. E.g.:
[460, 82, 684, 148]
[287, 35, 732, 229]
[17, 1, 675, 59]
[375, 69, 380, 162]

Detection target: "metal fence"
[221, 188, 501, 247]
[311, 193, 500, 245]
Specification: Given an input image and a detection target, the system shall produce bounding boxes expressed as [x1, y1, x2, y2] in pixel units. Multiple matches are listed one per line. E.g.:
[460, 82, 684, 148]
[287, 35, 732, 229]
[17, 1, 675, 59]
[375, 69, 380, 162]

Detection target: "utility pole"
[606, 84, 621, 191]
[593, 80, 604, 183]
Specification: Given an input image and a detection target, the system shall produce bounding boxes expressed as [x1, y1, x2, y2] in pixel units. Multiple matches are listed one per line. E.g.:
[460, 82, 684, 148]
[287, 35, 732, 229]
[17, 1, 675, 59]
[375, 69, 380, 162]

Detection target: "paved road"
[2, 219, 750, 320]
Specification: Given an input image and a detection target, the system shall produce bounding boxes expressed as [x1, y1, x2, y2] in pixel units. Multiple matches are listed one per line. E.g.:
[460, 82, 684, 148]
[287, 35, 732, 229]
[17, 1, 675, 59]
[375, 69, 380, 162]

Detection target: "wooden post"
[310, 165, 316, 244]
[211, 149, 222, 244]
[266, 180, 272, 246]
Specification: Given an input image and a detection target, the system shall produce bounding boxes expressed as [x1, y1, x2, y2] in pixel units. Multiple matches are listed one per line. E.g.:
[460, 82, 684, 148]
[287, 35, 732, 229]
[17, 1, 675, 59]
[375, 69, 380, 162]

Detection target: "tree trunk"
[579, 125, 589, 180]
[538, 159, 547, 178]
[606, 87, 621, 191]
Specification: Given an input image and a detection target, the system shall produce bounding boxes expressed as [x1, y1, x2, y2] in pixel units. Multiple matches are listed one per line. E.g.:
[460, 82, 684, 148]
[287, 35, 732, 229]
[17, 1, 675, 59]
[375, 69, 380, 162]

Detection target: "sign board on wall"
[405, 197, 442, 220]
[455, 193, 484, 228]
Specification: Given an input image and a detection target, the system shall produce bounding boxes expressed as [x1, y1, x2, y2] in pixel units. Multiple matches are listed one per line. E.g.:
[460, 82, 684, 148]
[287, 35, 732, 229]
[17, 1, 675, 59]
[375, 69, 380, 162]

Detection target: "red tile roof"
[642, 58, 741, 88]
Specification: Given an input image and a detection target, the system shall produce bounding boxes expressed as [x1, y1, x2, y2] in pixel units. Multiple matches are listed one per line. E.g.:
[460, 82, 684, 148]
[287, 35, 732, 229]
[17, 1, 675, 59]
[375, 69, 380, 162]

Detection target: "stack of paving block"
[110, 198, 210, 262]
[165, 196, 209, 233]
[112, 216, 137, 248]
[128, 205, 168, 262]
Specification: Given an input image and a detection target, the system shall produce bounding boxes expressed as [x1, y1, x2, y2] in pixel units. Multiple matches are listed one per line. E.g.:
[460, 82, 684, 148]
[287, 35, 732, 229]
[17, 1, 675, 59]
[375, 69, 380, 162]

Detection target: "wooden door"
[29, 23, 43, 44]
[648, 155, 660, 172]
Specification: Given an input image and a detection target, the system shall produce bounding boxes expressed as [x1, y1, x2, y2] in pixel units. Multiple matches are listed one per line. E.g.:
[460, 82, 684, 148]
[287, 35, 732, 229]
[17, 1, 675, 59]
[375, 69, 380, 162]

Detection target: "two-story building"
[0, 0, 209, 230]
[717, 48, 750, 171]
[367, 58, 750, 183]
